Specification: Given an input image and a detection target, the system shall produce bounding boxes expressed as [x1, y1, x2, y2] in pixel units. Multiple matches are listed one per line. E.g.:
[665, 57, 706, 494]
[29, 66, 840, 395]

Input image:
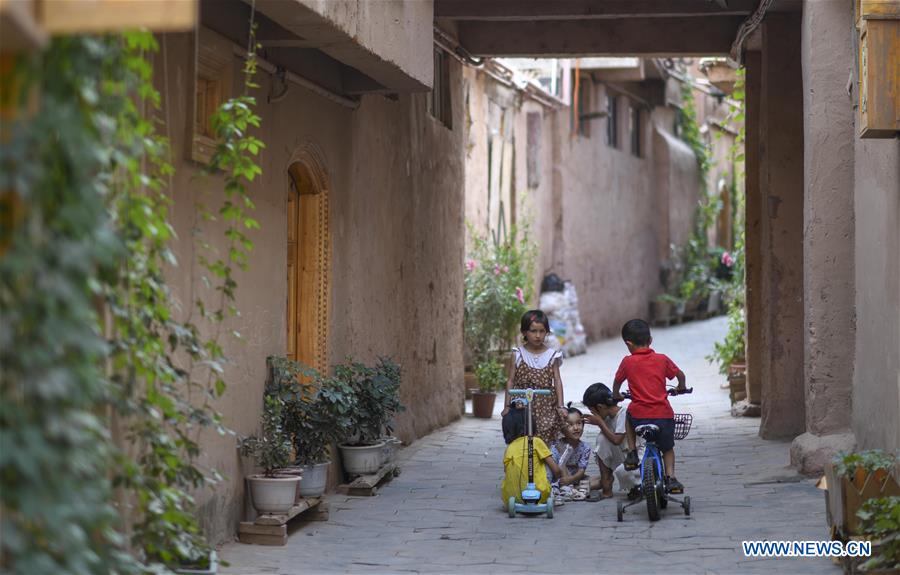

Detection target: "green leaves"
[1, 35, 141, 575]
[238, 396, 294, 476]
[464, 222, 537, 363]
[2, 17, 266, 574]
[834, 450, 898, 478]
[856, 495, 900, 570]
[474, 358, 507, 393]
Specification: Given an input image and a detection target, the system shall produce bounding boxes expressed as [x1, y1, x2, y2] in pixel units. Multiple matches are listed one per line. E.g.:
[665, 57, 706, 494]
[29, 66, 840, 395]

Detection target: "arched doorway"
[286, 146, 330, 373]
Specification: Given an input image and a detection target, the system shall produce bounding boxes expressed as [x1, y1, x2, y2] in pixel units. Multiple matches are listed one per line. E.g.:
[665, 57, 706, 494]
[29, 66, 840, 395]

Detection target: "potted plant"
[238, 395, 299, 514]
[852, 496, 900, 573]
[267, 356, 356, 497]
[174, 552, 219, 575]
[650, 293, 680, 326]
[471, 357, 506, 418]
[337, 357, 405, 475]
[464, 222, 537, 401]
[825, 450, 900, 538]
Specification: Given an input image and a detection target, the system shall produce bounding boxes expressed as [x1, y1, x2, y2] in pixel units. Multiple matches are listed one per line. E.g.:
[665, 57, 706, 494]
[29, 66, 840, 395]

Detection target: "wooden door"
[286, 158, 330, 372]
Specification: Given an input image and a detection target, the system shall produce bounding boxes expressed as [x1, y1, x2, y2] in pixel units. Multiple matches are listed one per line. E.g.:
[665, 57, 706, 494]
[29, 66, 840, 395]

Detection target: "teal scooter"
[507, 388, 555, 519]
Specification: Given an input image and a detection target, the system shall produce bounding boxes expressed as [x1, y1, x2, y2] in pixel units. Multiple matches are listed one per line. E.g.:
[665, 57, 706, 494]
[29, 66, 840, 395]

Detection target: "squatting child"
[582, 382, 640, 500]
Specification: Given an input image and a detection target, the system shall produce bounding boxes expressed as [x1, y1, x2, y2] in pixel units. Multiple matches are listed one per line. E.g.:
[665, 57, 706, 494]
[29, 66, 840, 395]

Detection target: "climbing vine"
[0, 14, 263, 575]
[1, 35, 144, 575]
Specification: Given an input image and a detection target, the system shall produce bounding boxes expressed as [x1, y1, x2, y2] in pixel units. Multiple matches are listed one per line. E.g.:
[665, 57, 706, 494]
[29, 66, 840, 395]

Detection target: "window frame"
[606, 93, 619, 148]
[428, 47, 452, 130]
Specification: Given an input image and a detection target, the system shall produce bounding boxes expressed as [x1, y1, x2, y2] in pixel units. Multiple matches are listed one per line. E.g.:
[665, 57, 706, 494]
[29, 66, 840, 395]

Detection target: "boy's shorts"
[626, 414, 675, 453]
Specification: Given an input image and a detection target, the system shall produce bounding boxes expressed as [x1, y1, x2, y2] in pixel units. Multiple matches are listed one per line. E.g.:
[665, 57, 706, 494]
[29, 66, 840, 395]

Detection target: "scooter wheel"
[683, 495, 691, 517]
[546, 496, 554, 519]
[617, 501, 624, 522]
[507, 496, 516, 518]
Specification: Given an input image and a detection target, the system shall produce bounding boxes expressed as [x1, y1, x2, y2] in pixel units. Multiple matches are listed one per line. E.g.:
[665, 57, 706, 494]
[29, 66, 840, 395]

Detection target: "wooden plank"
[237, 532, 287, 546]
[306, 501, 329, 521]
[436, 0, 756, 20]
[858, 19, 900, 137]
[338, 463, 399, 496]
[238, 522, 286, 537]
[238, 497, 326, 546]
[38, 0, 197, 34]
[254, 497, 319, 525]
[859, 0, 900, 22]
[457, 17, 745, 57]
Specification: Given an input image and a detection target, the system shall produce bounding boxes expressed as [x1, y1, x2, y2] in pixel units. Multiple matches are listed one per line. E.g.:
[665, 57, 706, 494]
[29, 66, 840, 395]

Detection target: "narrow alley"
[220, 317, 837, 574]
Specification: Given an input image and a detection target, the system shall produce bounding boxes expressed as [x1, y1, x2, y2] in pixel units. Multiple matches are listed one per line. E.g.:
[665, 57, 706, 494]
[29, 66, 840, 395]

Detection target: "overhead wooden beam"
[458, 17, 745, 56]
[436, 0, 757, 20]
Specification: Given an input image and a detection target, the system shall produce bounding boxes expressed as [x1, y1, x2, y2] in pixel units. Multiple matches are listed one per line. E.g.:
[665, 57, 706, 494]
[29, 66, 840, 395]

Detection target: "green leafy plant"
[833, 450, 898, 479]
[857, 496, 900, 571]
[464, 222, 537, 363]
[266, 356, 356, 465]
[239, 396, 293, 476]
[335, 357, 406, 445]
[1, 35, 142, 575]
[474, 358, 507, 393]
[0, 14, 264, 573]
[706, 293, 746, 375]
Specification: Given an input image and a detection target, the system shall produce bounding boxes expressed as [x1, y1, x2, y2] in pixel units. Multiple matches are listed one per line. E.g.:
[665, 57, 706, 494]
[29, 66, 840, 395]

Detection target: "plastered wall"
[155, 31, 464, 544]
[853, 138, 900, 453]
[463, 70, 702, 342]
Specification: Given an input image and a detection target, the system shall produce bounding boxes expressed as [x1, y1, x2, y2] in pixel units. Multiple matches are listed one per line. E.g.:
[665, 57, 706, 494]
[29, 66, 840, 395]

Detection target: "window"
[526, 112, 542, 189]
[487, 100, 512, 241]
[428, 48, 452, 129]
[630, 105, 641, 157]
[188, 28, 234, 165]
[606, 94, 618, 148]
[573, 76, 591, 137]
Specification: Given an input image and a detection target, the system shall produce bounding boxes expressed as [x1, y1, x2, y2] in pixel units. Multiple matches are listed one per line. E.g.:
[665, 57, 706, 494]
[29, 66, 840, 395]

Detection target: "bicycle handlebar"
[619, 387, 693, 400]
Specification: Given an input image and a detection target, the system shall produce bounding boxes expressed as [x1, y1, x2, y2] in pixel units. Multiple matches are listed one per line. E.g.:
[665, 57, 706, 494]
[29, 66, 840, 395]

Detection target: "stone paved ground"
[220, 317, 840, 574]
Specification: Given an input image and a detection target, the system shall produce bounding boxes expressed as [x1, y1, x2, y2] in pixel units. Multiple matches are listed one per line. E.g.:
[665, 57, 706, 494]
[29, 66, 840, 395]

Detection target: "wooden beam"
[436, 0, 757, 20]
[458, 17, 745, 56]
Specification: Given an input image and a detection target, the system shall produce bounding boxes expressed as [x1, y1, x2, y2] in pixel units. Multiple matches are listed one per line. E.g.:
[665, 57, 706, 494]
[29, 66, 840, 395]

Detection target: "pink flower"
[721, 251, 735, 267]
[502, 265, 509, 273]
[465, 259, 477, 272]
[515, 287, 525, 304]
[494, 264, 502, 276]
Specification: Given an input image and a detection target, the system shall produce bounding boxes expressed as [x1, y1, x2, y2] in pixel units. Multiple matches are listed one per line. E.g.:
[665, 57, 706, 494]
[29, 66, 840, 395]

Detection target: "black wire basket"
[673, 413, 693, 440]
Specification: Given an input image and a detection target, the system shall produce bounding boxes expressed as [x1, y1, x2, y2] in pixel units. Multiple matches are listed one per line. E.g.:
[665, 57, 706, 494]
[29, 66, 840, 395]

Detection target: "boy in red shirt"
[612, 319, 687, 493]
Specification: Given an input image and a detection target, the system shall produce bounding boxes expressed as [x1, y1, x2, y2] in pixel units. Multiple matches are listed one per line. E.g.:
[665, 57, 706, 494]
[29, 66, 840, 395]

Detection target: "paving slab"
[220, 317, 840, 574]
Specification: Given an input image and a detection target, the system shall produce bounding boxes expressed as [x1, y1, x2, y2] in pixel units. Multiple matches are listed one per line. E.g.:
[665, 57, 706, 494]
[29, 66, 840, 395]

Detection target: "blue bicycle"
[616, 387, 693, 522]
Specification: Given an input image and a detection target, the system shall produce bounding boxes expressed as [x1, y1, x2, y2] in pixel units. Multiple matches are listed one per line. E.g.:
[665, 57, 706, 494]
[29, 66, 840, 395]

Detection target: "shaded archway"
[286, 144, 331, 373]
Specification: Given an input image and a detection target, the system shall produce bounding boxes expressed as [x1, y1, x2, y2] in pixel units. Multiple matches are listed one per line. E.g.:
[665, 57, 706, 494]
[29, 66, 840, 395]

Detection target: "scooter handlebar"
[508, 389, 553, 396]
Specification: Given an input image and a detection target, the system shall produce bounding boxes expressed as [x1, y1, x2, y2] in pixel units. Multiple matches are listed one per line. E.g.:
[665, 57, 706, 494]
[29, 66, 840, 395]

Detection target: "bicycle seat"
[634, 424, 660, 440]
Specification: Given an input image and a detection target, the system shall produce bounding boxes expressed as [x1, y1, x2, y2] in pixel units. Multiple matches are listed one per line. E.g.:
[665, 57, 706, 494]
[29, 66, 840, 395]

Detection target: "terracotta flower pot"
[472, 391, 496, 418]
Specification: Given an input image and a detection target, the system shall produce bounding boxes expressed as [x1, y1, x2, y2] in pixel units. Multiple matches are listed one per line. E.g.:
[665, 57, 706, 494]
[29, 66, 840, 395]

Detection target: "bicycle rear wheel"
[643, 459, 660, 521]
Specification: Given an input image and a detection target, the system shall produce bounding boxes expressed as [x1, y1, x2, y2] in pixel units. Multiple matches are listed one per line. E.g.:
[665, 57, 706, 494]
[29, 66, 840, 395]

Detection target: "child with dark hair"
[501, 310, 567, 446]
[546, 403, 592, 501]
[582, 382, 640, 500]
[500, 404, 563, 505]
[613, 319, 687, 494]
